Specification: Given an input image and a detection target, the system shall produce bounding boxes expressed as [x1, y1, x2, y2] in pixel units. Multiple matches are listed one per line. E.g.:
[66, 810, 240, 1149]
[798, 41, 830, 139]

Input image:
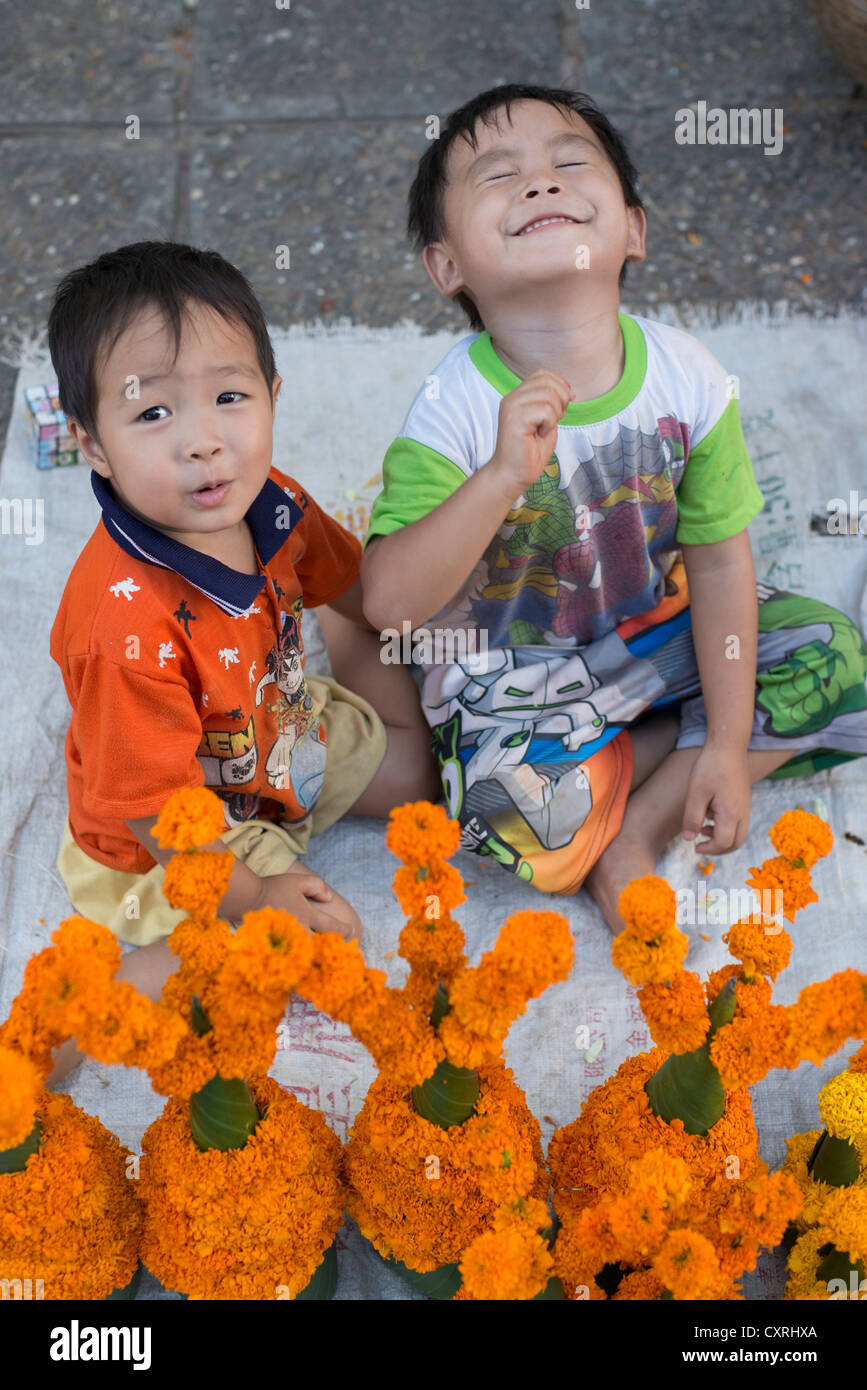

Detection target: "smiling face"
[423, 99, 646, 325]
[67, 298, 281, 555]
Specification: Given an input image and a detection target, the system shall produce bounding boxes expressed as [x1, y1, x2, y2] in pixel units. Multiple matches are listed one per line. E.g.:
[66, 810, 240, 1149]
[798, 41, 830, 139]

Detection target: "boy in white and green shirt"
[362, 84, 867, 924]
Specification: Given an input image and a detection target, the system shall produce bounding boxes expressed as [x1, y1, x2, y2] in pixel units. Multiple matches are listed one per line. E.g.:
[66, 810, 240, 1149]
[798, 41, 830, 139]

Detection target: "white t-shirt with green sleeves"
[365, 310, 765, 650]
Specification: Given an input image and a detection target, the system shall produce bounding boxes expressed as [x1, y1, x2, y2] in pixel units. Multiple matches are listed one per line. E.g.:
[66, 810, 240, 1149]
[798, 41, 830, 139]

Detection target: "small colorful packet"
[25, 381, 79, 468]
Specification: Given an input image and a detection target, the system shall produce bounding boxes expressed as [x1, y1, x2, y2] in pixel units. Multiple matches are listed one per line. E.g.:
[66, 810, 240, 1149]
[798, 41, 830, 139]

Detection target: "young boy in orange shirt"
[47, 240, 438, 1079]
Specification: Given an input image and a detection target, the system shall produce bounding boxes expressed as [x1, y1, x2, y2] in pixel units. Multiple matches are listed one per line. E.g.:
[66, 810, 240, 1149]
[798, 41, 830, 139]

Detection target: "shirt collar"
[91, 471, 304, 618]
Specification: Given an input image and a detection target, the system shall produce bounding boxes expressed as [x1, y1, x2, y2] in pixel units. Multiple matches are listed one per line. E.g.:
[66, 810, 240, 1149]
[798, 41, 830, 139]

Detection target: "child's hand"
[681, 746, 751, 854]
[488, 369, 575, 495]
[252, 864, 363, 941]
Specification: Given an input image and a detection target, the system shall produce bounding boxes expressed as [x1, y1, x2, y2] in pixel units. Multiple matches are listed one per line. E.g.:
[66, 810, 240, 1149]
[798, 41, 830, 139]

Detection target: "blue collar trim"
[91, 472, 304, 618]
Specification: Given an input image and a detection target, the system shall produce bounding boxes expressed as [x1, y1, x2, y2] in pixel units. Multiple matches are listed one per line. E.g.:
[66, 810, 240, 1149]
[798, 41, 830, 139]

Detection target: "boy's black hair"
[407, 84, 644, 332]
[47, 241, 277, 443]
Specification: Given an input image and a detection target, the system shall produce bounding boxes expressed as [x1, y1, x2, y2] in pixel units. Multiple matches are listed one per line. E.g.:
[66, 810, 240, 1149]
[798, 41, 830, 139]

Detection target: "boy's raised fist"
[488, 369, 575, 496]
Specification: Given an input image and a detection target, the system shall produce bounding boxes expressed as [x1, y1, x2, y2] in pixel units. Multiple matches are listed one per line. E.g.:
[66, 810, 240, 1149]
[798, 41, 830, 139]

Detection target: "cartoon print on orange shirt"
[255, 601, 319, 795]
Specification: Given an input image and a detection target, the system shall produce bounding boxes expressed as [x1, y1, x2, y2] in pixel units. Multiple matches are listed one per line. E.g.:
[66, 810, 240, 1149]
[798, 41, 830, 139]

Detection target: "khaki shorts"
[56, 674, 386, 947]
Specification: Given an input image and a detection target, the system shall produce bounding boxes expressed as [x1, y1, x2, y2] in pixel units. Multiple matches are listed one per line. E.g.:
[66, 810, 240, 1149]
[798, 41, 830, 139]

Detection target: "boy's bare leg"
[584, 731, 797, 933]
[316, 605, 441, 812]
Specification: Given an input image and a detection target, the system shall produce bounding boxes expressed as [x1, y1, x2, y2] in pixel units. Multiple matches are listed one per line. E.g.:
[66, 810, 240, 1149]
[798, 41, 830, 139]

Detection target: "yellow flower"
[817, 1072, 867, 1142]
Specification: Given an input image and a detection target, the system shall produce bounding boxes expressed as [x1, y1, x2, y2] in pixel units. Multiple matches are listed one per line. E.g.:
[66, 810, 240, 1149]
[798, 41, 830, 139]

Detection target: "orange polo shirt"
[50, 466, 360, 874]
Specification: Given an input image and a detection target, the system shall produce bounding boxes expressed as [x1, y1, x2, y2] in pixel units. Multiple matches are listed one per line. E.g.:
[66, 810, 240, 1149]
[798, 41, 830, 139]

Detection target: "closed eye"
[483, 170, 517, 182]
[556, 162, 587, 168]
[137, 391, 247, 422]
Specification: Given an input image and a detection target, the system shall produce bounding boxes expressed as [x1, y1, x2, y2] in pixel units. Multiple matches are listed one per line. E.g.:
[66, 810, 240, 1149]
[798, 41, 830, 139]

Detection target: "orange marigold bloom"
[161, 849, 233, 919]
[345, 1063, 547, 1273]
[723, 917, 792, 982]
[746, 858, 817, 923]
[612, 1268, 666, 1300]
[768, 810, 833, 868]
[398, 914, 467, 986]
[653, 1228, 722, 1299]
[459, 1220, 552, 1300]
[295, 933, 375, 1018]
[639, 973, 710, 1054]
[385, 801, 462, 866]
[153, 785, 227, 852]
[703, 964, 741, 1008]
[612, 923, 689, 988]
[618, 875, 677, 941]
[392, 862, 466, 918]
[783, 970, 867, 1067]
[709, 1008, 790, 1090]
[0, 1091, 141, 1299]
[137, 1075, 345, 1299]
[0, 1046, 41, 1151]
[717, 1169, 802, 1249]
[849, 1040, 867, 1074]
[443, 911, 573, 1055]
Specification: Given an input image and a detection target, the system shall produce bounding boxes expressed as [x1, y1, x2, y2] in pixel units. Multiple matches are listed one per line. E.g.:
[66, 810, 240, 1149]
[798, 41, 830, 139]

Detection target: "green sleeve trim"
[467, 311, 647, 424]
[675, 396, 766, 544]
[363, 437, 468, 548]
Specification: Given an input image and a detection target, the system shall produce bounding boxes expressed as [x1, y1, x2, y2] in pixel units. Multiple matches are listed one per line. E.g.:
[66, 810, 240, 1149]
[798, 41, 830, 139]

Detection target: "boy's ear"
[422, 242, 467, 300]
[625, 205, 647, 264]
[272, 373, 283, 407]
[66, 418, 111, 477]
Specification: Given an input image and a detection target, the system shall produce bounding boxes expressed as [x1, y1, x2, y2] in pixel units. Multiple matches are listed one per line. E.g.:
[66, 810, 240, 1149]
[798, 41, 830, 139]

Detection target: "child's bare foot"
[584, 833, 659, 934]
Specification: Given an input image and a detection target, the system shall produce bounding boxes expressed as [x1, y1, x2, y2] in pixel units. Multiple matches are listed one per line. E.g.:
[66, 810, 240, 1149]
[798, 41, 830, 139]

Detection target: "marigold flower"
[459, 1219, 552, 1300]
[161, 849, 233, 919]
[398, 915, 467, 986]
[653, 1228, 722, 1299]
[784, 971, 867, 1067]
[768, 810, 833, 868]
[612, 924, 689, 987]
[639, 973, 710, 1054]
[723, 917, 792, 981]
[815, 1187, 867, 1264]
[0, 1046, 41, 1151]
[391, 862, 466, 918]
[849, 1041, 867, 1074]
[818, 1072, 867, 1141]
[153, 786, 227, 852]
[0, 1092, 141, 1298]
[137, 1076, 345, 1298]
[746, 858, 817, 923]
[709, 1008, 790, 1091]
[386, 801, 461, 866]
[617, 875, 678, 941]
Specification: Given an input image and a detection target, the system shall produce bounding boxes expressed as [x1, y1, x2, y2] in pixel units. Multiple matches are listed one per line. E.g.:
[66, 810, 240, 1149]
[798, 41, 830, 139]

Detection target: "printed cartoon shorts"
[56, 674, 386, 946]
[422, 560, 867, 894]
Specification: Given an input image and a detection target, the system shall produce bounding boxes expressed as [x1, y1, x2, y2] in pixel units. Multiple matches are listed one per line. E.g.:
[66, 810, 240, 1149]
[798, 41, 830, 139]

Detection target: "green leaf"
[533, 1275, 566, 1300]
[807, 1130, 861, 1187]
[189, 1075, 260, 1151]
[0, 1118, 41, 1174]
[412, 1059, 480, 1128]
[816, 1245, 865, 1287]
[106, 1260, 142, 1300]
[381, 1251, 463, 1299]
[645, 1043, 726, 1135]
[429, 981, 451, 1028]
[707, 976, 737, 1040]
[294, 1240, 338, 1300]
[190, 995, 212, 1037]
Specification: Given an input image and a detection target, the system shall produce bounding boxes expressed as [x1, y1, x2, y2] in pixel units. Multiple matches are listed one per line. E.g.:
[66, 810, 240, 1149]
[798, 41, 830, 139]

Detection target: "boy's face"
[424, 100, 646, 321]
[68, 299, 281, 555]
